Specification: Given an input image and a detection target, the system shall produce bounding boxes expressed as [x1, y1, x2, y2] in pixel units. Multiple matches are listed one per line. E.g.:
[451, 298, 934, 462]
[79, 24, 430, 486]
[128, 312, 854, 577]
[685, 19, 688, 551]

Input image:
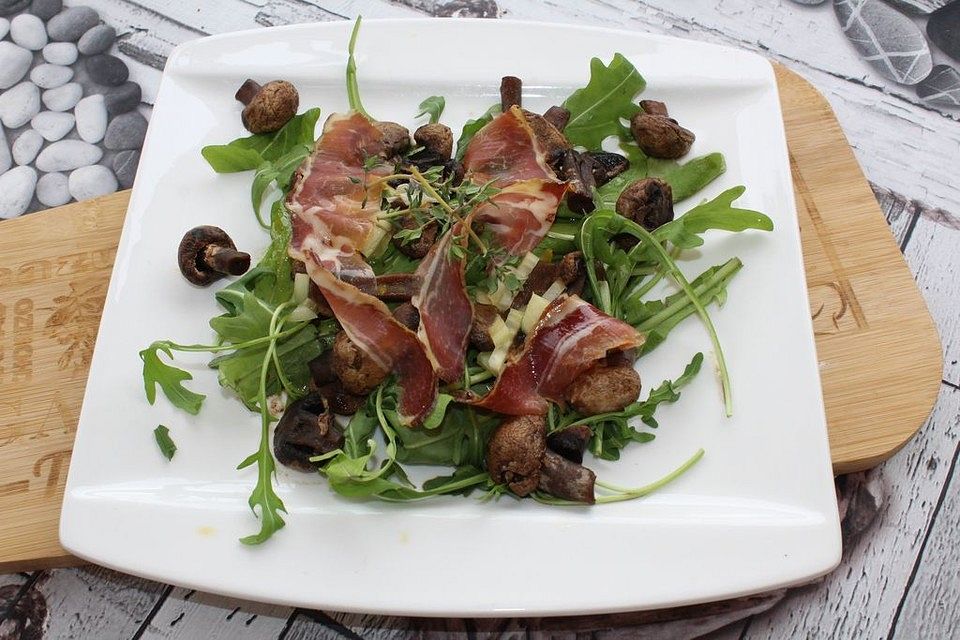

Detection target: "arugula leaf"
[455, 104, 500, 160]
[562, 53, 646, 150]
[346, 17, 370, 118]
[416, 96, 445, 124]
[648, 152, 726, 203]
[154, 425, 177, 460]
[200, 108, 321, 173]
[655, 186, 774, 249]
[140, 342, 205, 415]
[251, 145, 311, 224]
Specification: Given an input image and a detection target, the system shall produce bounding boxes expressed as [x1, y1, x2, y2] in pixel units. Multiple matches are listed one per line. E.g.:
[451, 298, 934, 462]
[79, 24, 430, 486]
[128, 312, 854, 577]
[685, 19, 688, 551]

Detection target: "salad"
[141, 19, 773, 545]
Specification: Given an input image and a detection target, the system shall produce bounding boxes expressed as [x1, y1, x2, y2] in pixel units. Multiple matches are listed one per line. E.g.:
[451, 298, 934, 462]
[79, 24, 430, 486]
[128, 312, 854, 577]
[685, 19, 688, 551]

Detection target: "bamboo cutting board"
[0, 65, 942, 572]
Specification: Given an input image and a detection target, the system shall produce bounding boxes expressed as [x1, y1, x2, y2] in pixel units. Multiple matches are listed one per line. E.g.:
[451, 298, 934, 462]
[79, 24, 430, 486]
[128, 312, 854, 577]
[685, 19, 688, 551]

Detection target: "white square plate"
[61, 19, 840, 616]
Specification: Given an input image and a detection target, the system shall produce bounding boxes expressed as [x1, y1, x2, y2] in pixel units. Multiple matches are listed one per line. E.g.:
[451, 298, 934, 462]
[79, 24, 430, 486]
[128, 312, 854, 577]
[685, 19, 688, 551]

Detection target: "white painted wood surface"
[2, 0, 959, 638]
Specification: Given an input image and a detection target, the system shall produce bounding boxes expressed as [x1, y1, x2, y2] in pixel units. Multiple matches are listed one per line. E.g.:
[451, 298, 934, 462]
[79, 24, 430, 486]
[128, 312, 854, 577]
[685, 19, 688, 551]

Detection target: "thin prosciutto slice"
[462, 106, 566, 255]
[470, 296, 645, 416]
[287, 112, 391, 289]
[305, 264, 438, 426]
[412, 224, 472, 383]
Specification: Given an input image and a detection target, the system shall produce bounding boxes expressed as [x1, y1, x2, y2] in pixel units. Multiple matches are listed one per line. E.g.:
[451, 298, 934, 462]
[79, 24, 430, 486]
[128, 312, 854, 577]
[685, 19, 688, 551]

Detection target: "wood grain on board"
[0, 65, 941, 573]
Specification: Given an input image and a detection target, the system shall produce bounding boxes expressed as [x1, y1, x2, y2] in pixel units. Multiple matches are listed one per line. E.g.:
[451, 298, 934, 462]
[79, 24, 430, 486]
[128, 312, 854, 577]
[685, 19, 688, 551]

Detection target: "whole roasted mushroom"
[235, 79, 299, 134]
[331, 331, 389, 395]
[629, 113, 695, 159]
[374, 121, 412, 157]
[177, 225, 251, 286]
[486, 415, 546, 496]
[616, 177, 674, 231]
[564, 362, 642, 415]
[413, 123, 453, 160]
[639, 99, 669, 116]
[586, 151, 630, 187]
[273, 393, 344, 472]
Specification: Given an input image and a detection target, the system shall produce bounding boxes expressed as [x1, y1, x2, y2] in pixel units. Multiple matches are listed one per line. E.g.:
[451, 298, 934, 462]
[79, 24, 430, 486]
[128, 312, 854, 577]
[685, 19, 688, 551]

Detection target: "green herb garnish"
[153, 425, 177, 460]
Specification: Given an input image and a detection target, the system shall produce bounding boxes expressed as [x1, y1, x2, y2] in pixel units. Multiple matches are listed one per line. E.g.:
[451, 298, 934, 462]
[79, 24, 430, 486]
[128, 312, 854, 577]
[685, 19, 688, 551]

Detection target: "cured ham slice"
[305, 263, 438, 426]
[287, 112, 391, 290]
[462, 106, 566, 255]
[470, 295, 644, 415]
[412, 224, 472, 383]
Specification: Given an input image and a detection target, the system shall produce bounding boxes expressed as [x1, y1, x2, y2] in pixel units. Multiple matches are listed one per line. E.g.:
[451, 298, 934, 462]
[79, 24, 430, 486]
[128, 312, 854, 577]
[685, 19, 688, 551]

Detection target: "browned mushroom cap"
[236, 79, 299, 134]
[629, 113, 695, 159]
[555, 149, 596, 214]
[486, 415, 547, 496]
[413, 123, 453, 160]
[374, 121, 412, 158]
[308, 350, 337, 386]
[392, 302, 420, 331]
[374, 272, 422, 301]
[564, 362, 641, 415]
[331, 331, 389, 395]
[392, 216, 439, 260]
[273, 393, 344, 472]
[500, 75, 522, 110]
[546, 424, 593, 464]
[616, 177, 674, 231]
[586, 151, 630, 187]
[538, 450, 596, 503]
[523, 110, 571, 161]
[177, 225, 251, 287]
[510, 252, 585, 310]
[316, 381, 367, 416]
[639, 99, 669, 116]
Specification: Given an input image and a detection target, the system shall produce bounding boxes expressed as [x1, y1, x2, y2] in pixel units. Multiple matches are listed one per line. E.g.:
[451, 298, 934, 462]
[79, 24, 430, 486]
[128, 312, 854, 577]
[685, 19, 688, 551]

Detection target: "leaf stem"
[345, 17, 370, 118]
[595, 448, 704, 503]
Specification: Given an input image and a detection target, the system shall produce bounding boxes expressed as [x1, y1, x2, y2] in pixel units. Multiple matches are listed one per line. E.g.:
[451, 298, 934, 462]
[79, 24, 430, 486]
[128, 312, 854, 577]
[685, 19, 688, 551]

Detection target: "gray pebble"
[42, 82, 82, 111]
[0, 82, 41, 128]
[12, 128, 43, 165]
[42, 41, 77, 65]
[35, 139, 101, 172]
[113, 149, 139, 188]
[928, 2, 960, 63]
[69, 164, 117, 201]
[36, 171, 69, 206]
[0, 17, 9, 40]
[916, 64, 960, 107]
[0, 41, 33, 89]
[30, 63, 74, 89]
[0, 124, 10, 174]
[0, 0, 30, 17]
[46, 5, 98, 42]
[103, 81, 141, 115]
[0, 166, 38, 219]
[31, 110, 74, 141]
[85, 53, 129, 87]
[29, 0, 60, 20]
[835, 0, 932, 85]
[104, 111, 147, 150]
[77, 24, 115, 55]
[10, 13, 47, 50]
[75, 94, 107, 143]
[789, 0, 827, 3]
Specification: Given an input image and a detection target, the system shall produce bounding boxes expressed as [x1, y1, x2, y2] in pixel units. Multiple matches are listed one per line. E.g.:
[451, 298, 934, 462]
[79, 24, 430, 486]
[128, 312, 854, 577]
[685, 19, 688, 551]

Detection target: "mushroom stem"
[235, 79, 262, 106]
[500, 75, 522, 110]
[543, 105, 571, 131]
[204, 244, 251, 276]
[538, 450, 596, 504]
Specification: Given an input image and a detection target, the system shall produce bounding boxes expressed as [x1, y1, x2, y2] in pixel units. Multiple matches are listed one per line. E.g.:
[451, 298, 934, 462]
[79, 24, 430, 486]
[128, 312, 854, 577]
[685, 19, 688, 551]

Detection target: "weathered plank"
[138, 587, 292, 639]
[255, 0, 342, 27]
[890, 431, 960, 638]
[740, 383, 960, 639]
[29, 566, 169, 638]
[902, 213, 960, 386]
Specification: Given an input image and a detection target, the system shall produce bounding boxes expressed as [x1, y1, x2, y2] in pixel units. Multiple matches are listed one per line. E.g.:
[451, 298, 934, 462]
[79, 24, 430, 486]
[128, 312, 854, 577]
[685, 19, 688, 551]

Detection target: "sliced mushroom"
[392, 215, 439, 260]
[273, 393, 344, 472]
[500, 75, 522, 110]
[538, 450, 596, 503]
[392, 302, 420, 331]
[374, 272, 422, 301]
[177, 225, 251, 286]
[546, 424, 593, 464]
[511, 252, 585, 310]
[616, 177, 674, 231]
[413, 123, 453, 160]
[586, 151, 630, 187]
[565, 362, 641, 415]
[639, 99, 669, 116]
[629, 113, 695, 159]
[374, 121, 412, 158]
[235, 79, 299, 134]
[331, 331, 389, 395]
[316, 381, 366, 416]
[542, 105, 571, 131]
[556, 149, 596, 214]
[486, 415, 546, 496]
[469, 303, 499, 351]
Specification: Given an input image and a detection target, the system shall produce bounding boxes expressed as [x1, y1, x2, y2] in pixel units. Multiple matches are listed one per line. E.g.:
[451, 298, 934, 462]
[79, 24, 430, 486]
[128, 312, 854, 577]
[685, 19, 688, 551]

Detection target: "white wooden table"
[3, 1, 960, 638]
